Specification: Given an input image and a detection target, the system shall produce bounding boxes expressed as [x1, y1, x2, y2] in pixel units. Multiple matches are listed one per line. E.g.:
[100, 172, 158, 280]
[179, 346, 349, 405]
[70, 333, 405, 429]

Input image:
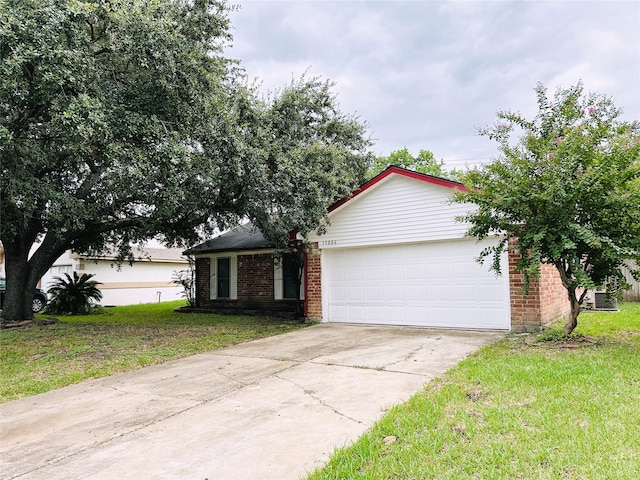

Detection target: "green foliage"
[1, 0, 234, 246]
[172, 257, 196, 307]
[367, 148, 463, 180]
[44, 272, 103, 315]
[454, 82, 640, 332]
[0, 0, 372, 320]
[246, 76, 373, 246]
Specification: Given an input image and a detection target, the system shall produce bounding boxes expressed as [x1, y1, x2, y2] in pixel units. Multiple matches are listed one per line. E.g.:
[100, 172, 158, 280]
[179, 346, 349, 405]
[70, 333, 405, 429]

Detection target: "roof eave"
[184, 245, 276, 256]
[327, 165, 467, 215]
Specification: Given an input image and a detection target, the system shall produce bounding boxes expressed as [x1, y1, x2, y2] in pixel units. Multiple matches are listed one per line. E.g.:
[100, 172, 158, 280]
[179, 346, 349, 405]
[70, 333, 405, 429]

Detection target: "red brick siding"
[509, 239, 571, 332]
[195, 257, 210, 306]
[538, 263, 571, 322]
[305, 243, 322, 319]
[195, 252, 300, 316]
[237, 253, 274, 302]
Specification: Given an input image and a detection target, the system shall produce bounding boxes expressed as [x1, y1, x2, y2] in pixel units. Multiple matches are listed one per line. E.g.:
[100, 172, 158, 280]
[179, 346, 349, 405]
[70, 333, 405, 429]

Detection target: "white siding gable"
[307, 174, 476, 249]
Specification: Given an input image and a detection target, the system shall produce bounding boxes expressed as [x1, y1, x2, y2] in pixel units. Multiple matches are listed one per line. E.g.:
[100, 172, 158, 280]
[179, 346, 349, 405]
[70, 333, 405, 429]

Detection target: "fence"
[622, 261, 640, 302]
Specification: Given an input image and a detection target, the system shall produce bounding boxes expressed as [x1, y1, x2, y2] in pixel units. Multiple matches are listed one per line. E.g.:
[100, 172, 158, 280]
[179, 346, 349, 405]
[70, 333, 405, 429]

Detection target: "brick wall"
[237, 253, 274, 304]
[195, 252, 300, 316]
[195, 257, 210, 306]
[538, 263, 571, 322]
[305, 243, 322, 320]
[509, 239, 571, 332]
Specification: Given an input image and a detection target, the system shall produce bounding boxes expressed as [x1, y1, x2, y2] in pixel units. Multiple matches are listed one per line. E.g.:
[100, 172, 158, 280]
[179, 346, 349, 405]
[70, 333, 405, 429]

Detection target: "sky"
[225, 0, 640, 170]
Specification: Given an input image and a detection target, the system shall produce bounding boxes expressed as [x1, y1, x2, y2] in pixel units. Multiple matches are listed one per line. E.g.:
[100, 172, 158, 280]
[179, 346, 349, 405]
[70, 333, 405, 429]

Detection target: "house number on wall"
[320, 240, 337, 246]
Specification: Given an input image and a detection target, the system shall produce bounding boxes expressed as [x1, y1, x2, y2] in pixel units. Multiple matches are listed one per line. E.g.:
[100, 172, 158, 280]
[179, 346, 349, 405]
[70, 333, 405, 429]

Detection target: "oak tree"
[0, 0, 372, 321]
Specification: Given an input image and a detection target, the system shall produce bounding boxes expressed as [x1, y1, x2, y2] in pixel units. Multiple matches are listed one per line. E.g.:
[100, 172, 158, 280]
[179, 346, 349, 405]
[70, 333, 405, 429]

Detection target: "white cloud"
[228, 0, 640, 167]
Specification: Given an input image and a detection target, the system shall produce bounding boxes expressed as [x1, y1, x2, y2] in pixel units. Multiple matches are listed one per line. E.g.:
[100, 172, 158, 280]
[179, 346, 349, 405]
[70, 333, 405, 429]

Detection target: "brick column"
[509, 238, 570, 332]
[304, 243, 322, 320]
[195, 257, 210, 307]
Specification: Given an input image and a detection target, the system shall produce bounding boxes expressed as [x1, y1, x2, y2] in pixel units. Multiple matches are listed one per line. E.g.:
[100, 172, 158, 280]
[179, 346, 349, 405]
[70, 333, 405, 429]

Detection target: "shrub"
[44, 272, 103, 315]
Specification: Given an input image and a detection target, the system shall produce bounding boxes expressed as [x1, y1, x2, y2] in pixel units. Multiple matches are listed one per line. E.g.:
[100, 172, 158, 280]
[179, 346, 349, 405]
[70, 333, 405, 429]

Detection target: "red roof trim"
[328, 165, 467, 212]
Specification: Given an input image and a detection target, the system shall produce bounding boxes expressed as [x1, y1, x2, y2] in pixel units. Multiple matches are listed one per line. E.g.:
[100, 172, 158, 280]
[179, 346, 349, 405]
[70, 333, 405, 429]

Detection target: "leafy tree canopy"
[247, 76, 373, 244]
[454, 82, 640, 335]
[367, 147, 462, 181]
[0, 0, 371, 321]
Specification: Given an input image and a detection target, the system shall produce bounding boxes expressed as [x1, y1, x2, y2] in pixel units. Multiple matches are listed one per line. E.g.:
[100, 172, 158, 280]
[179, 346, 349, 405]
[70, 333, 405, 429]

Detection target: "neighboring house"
[582, 260, 640, 307]
[191, 166, 573, 331]
[40, 246, 188, 306]
[185, 225, 303, 317]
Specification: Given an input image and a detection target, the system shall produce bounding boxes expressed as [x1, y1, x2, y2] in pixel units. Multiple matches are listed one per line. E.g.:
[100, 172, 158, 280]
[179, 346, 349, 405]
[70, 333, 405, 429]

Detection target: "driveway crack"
[380, 343, 427, 370]
[273, 374, 365, 426]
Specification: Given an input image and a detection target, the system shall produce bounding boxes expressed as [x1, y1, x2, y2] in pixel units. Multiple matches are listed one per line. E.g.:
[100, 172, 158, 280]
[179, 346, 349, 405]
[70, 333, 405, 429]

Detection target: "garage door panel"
[406, 285, 427, 300]
[426, 262, 450, 279]
[347, 286, 365, 302]
[348, 266, 364, 281]
[365, 285, 385, 301]
[479, 284, 507, 301]
[384, 305, 406, 322]
[329, 286, 346, 302]
[332, 266, 346, 282]
[365, 265, 384, 280]
[385, 264, 404, 280]
[478, 306, 507, 325]
[387, 285, 405, 301]
[348, 306, 365, 322]
[363, 306, 385, 323]
[429, 284, 454, 301]
[406, 263, 425, 279]
[329, 305, 346, 320]
[453, 284, 480, 301]
[324, 239, 510, 329]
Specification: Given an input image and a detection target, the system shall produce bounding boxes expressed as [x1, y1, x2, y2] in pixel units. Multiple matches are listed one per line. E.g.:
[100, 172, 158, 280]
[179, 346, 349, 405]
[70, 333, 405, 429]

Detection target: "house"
[39, 246, 188, 306]
[188, 166, 572, 331]
[185, 224, 304, 316]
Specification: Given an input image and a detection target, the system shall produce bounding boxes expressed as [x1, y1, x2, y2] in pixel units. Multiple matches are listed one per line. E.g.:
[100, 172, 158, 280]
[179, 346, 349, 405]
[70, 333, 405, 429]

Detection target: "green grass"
[308, 302, 640, 480]
[0, 300, 308, 403]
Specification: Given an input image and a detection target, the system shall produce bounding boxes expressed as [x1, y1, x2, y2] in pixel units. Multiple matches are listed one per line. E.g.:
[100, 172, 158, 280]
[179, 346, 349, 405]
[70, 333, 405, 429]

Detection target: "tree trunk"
[1, 233, 66, 323]
[554, 260, 581, 336]
[563, 289, 581, 336]
[2, 244, 37, 322]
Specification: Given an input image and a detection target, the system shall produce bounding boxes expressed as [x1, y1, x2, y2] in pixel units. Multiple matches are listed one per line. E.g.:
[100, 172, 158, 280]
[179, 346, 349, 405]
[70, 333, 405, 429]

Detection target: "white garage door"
[323, 239, 510, 330]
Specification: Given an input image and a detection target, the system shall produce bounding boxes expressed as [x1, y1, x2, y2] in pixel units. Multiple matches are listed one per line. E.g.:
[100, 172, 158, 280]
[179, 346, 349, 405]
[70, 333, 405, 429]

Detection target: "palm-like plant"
[45, 272, 103, 315]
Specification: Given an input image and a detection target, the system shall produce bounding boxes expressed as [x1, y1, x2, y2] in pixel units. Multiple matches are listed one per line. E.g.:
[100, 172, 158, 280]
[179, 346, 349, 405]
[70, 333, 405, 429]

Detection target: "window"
[217, 257, 230, 299]
[50, 265, 72, 275]
[282, 254, 300, 299]
[210, 255, 237, 300]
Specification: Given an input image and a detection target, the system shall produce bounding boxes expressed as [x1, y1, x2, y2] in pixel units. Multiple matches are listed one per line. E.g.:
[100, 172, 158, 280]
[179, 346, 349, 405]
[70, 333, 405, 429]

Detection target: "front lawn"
[308, 302, 640, 479]
[0, 300, 308, 403]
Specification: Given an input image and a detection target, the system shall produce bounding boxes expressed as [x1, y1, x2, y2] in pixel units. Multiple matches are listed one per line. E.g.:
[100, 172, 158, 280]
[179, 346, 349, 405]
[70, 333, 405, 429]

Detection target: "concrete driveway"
[0, 324, 503, 480]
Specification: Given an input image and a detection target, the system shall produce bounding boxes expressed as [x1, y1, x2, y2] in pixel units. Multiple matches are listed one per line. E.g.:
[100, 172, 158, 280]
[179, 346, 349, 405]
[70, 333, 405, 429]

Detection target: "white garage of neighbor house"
[40, 246, 188, 306]
[189, 166, 570, 331]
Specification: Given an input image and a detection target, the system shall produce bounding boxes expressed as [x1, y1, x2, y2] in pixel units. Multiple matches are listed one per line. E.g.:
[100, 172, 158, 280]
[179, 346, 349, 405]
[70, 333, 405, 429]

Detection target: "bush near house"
[44, 272, 103, 315]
